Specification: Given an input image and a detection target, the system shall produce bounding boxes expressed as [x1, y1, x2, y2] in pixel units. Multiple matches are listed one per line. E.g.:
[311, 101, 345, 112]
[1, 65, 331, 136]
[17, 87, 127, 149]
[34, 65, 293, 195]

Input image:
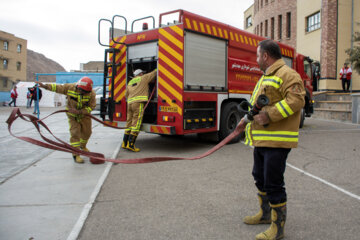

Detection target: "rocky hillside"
[27, 49, 66, 82]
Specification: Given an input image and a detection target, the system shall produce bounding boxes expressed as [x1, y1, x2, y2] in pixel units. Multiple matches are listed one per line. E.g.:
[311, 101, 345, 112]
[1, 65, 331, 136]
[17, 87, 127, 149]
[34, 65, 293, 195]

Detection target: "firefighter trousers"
[125, 102, 145, 136]
[252, 147, 291, 204]
[68, 115, 92, 149]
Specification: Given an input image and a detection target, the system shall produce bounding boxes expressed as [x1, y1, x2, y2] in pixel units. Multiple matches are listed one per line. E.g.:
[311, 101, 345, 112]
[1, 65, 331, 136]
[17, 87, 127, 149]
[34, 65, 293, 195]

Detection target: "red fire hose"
[6, 107, 246, 164]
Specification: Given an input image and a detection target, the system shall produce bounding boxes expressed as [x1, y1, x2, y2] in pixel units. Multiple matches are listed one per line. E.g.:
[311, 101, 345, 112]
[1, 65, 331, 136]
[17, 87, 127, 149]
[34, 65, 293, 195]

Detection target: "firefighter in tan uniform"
[239, 40, 305, 240]
[122, 69, 157, 152]
[36, 77, 96, 164]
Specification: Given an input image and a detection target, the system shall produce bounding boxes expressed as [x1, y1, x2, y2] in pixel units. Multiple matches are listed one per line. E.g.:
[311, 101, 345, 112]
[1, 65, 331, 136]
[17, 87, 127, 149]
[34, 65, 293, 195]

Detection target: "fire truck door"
[184, 32, 227, 91]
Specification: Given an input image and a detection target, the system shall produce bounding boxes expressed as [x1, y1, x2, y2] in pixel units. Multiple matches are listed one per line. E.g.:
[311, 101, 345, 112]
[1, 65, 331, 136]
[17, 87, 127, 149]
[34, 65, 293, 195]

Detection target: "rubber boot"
[82, 147, 90, 152]
[243, 192, 271, 225]
[73, 154, 84, 164]
[81, 144, 90, 152]
[121, 133, 130, 149]
[255, 202, 287, 240]
[126, 134, 140, 152]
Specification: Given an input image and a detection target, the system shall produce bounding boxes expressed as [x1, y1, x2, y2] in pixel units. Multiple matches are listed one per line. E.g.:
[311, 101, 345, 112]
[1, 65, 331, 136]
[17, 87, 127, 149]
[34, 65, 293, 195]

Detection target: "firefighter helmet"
[76, 77, 93, 92]
[133, 69, 144, 77]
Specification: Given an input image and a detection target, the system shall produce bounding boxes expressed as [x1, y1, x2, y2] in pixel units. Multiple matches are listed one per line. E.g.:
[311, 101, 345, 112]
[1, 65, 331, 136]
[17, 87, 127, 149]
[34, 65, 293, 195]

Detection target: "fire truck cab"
[98, 9, 313, 142]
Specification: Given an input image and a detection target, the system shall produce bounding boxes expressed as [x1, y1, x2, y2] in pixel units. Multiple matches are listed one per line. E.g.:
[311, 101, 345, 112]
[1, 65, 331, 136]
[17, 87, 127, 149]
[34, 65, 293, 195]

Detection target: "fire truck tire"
[299, 108, 305, 128]
[219, 102, 245, 143]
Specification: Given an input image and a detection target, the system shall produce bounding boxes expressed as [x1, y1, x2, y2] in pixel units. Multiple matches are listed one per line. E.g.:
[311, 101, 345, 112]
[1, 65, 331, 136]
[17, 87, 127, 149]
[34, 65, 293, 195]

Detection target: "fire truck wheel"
[219, 102, 245, 143]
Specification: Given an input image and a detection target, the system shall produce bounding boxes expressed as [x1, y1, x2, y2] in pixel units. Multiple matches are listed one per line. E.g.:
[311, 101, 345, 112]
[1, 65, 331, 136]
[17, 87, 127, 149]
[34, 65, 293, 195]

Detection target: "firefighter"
[240, 40, 305, 240]
[122, 68, 157, 152]
[36, 77, 96, 164]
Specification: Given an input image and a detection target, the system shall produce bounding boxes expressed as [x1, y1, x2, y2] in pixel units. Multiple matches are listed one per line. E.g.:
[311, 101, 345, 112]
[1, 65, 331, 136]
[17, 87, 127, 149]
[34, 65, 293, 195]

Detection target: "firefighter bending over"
[36, 77, 96, 164]
[122, 69, 157, 152]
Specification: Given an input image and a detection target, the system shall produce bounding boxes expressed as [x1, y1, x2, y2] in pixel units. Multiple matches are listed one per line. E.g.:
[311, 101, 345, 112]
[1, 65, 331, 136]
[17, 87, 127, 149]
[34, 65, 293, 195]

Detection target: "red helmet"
[76, 77, 93, 92]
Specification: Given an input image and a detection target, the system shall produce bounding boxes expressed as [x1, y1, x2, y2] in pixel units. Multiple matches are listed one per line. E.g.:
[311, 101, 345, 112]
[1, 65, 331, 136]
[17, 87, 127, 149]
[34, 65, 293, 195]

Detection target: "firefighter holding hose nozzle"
[36, 77, 96, 164]
[238, 39, 305, 240]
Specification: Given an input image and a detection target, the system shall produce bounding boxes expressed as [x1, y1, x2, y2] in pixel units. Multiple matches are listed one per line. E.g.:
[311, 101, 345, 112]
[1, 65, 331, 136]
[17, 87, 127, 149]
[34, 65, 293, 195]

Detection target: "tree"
[346, 32, 360, 74]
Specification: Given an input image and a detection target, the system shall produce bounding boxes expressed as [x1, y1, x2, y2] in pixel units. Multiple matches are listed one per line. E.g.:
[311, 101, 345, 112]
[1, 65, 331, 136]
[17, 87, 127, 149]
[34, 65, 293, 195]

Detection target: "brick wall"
[320, 0, 338, 79]
[253, 0, 297, 48]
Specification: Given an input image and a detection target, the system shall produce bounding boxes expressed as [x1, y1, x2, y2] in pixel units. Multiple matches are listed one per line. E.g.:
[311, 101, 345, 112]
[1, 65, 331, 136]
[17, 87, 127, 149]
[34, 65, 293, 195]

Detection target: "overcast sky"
[0, 0, 253, 72]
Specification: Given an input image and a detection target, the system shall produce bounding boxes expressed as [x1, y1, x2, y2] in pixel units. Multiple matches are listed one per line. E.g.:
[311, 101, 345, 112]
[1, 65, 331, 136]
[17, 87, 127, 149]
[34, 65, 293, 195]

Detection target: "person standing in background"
[26, 88, 32, 108]
[339, 63, 352, 92]
[31, 85, 42, 114]
[8, 86, 18, 107]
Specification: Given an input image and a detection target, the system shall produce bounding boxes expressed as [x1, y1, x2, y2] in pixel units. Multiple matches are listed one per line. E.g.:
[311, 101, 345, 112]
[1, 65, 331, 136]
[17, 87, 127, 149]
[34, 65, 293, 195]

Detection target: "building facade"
[80, 61, 104, 72]
[252, 0, 297, 48]
[244, 0, 360, 92]
[244, 5, 255, 33]
[0, 31, 27, 92]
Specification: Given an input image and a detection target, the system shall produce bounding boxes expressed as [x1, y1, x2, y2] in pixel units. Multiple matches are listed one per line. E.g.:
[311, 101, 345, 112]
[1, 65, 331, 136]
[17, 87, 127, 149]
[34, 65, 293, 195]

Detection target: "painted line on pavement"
[66, 143, 121, 240]
[287, 163, 360, 201]
[247, 145, 360, 201]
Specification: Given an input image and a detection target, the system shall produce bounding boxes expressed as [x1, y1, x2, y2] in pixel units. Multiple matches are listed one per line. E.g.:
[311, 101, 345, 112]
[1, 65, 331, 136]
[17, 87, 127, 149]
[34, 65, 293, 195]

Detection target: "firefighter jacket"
[125, 69, 157, 104]
[43, 83, 96, 120]
[245, 59, 305, 148]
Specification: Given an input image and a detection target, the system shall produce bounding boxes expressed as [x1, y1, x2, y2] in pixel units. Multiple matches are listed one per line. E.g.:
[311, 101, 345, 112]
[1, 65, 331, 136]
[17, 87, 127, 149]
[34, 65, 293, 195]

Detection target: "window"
[271, 17, 275, 39]
[17, 62, 21, 71]
[265, 20, 268, 37]
[265, 0, 268, 4]
[286, 12, 291, 38]
[246, 16, 252, 28]
[3, 41, 9, 51]
[304, 60, 312, 79]
[260, 22, 263, 36]
[3, 59, 8, 70]
[283, 57, 293, 68]
[17, 44, 22, 53]
[261, 0, 263, 8]
[306, 12, 321, 32]
[278, 15, 282, 39]
[2, 78, 8, 88]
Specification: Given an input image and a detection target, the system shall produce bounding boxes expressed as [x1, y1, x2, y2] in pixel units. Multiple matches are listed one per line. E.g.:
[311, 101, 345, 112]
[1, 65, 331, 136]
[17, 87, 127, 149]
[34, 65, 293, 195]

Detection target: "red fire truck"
[98, 9, 313, 143]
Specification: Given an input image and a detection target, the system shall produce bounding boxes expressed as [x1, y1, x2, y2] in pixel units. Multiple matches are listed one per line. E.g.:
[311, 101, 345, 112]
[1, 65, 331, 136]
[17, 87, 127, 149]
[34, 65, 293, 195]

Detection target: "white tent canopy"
[15, 82, 66, 107]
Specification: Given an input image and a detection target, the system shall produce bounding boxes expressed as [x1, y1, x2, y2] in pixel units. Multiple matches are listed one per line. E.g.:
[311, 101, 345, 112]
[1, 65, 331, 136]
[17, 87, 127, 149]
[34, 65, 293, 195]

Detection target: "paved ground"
[0, 106, 359, 240]
[79, 118, 360, 240]
[0, 107, 122, 240]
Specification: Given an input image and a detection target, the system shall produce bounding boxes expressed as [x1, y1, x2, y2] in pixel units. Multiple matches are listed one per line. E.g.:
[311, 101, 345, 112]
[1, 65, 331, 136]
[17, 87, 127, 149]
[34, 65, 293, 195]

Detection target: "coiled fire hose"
[6, 95, 269, 164]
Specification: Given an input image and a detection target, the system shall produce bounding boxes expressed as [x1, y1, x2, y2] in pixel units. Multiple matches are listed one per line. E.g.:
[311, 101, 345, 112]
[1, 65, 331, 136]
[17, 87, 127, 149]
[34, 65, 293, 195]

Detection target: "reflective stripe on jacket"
[245, 59, 305, 148]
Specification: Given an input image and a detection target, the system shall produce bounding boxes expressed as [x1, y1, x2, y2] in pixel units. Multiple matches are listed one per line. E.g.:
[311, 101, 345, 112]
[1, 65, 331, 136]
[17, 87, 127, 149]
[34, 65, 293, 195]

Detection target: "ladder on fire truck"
[100, 48, 119, 121]
[97, 15, 156, 122]
[98, 16, 128, 121]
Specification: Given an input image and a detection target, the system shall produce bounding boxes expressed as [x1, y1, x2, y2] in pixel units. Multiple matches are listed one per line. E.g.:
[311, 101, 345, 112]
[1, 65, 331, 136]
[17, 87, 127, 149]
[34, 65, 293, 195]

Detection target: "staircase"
[312, 92, 352, 122]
